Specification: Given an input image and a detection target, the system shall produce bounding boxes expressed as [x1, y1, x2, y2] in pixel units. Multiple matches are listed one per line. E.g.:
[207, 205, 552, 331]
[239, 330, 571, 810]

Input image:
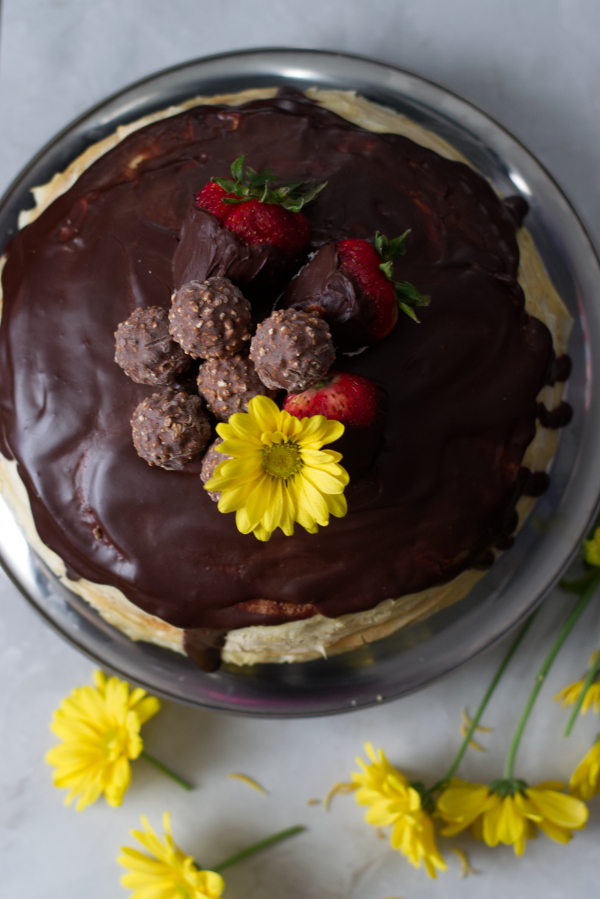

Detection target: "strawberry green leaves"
[375, 230, 410, 262]
[212, 156, 326, 213]
[375, 230, 431, 323]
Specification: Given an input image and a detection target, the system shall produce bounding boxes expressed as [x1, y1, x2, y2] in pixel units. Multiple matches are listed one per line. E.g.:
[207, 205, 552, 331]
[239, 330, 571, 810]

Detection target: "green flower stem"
[503, 567, 600, 779]
[139, 750, 193, 791]
[212, 825, 306, 873]
[428, 611, 538, 794]
[564, 625, 600, 736]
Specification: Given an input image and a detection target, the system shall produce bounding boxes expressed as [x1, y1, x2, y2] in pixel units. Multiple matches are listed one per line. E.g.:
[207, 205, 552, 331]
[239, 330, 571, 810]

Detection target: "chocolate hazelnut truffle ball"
[200, 437, 232, 502]
[250, 308, 335, 392]
[169, 277, 252, 360]
[131, 388, 211, 470]
[197, 352, 277, 421]
[115, 306, 190, 385]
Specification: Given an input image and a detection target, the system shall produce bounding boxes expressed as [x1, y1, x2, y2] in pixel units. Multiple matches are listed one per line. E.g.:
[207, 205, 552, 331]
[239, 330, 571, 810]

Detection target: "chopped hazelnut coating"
[169, 277, 252, 360]
[200, 437, 232, 502]
[114, 305, 189, 385]
[131, 388, 211, 470]
[197, 352, 277, 421]
[250, 308, 335, 392]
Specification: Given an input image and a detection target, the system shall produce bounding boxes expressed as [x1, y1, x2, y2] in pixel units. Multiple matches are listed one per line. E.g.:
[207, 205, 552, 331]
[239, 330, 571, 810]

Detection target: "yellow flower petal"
[244, 474, 273, 529]
[216, 438, 260, 457]
[570, 740, 600, 800]
[437, 780, 495, 831]
[526, 786, 588, 829]
[324, 491, 348, 519]
[215, 481, 254, 513]
[303, 466, 347, 495]
[248, 395, 281, 433]
[216, 455, 263, 481]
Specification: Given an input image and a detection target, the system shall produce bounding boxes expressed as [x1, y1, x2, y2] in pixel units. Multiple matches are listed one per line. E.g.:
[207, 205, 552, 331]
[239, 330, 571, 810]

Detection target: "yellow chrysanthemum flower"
[352, 742, 447, 878]
[205, 395, 349, 541]
[118, 812, 224, 899]
[569, 737, 600, 800]
[437, 778, 588, 856]
[583, 526, 600, 566]
[45, 670, 160, 811]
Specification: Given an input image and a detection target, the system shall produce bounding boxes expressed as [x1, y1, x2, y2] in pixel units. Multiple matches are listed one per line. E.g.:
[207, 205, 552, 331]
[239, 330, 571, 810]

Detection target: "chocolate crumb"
[546, 354, 572, 386]
[115, 306, 190, 385]
[131, 388, 211, 470]
[537, 401, 573, 429]
[250, 308, 335, 391]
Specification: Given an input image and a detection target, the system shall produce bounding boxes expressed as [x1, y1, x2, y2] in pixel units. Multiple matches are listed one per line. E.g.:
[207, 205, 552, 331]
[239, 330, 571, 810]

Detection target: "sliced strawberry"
[195, 182, 232, 224]
[284, 370, 378, 428]
[224, 200, 310, 254]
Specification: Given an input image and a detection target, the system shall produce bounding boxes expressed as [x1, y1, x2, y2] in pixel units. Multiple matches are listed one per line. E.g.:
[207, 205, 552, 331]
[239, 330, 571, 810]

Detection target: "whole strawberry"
[283, 371, 379, 428]
[196, 156, 324, 254]
[280, 231, 430, 351]
[195, 182, 231, 224]
[224, 200, 309, 254]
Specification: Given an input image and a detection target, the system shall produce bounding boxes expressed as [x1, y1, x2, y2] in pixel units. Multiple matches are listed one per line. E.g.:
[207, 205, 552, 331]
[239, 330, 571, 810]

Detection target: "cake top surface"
[0, 89, 553, 630]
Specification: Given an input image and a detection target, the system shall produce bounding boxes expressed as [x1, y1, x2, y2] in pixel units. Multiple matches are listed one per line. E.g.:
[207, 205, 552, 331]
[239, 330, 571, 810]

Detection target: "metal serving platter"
[1, 48, 600, 717]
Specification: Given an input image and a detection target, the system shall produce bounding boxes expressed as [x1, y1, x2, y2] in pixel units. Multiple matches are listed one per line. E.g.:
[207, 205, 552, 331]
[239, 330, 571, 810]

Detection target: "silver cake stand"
[1, 48, 600, 716]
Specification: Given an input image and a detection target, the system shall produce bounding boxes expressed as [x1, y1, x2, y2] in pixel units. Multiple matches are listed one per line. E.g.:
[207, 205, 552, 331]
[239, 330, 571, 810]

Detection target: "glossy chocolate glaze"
[0, 90, 557, 632]
[183, 627, 227, 672]
[281, 242, 379, 351]
[173, 206, 302, 314]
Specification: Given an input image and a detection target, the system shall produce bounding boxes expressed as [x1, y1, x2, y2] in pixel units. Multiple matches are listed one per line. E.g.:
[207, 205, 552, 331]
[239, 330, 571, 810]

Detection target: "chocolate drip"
[546, 354, 572, 385]
[472, 549, 496, 570]
[0, 91, 556, 630]
[537, 401, 573, 429]
[494, 534, 514, 551]
[520, 467, 550, 497]
[183, 628, 227, 672]
[503, 196, 529, 228]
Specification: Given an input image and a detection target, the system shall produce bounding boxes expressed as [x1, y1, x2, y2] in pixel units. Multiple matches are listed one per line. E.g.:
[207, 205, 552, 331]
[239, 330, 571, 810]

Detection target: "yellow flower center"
[262, 442, 303, 479]
[100, 727, 128, 760]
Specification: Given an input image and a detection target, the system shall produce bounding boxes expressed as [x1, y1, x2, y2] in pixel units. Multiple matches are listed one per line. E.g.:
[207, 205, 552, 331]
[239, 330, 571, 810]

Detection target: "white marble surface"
[2, 1, 600, 896]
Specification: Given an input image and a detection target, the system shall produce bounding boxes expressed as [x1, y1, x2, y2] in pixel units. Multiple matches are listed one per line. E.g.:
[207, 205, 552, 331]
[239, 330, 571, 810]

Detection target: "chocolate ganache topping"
[0, 89, 560, 633]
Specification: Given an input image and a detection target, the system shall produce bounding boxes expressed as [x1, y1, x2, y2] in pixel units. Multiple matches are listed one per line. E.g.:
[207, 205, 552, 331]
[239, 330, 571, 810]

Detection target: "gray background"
[1, 1, 600, 897]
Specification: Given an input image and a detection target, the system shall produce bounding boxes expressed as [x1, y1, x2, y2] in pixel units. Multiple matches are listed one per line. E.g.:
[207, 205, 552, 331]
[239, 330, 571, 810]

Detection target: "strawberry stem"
[212, 156, 326, 212]
[374, 230, 431, 322]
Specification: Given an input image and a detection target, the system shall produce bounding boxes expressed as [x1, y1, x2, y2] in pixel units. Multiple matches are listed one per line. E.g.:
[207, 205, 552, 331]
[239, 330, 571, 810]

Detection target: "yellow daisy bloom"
[569, 737, 600, 800]
[205, 395, 349, 541]
[437, 778, 588, 856]
[45, 670, 160, 811]
[583, 526, 600, 566]
[352, 742, 447, 878]
[118, 812, 224, 899]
